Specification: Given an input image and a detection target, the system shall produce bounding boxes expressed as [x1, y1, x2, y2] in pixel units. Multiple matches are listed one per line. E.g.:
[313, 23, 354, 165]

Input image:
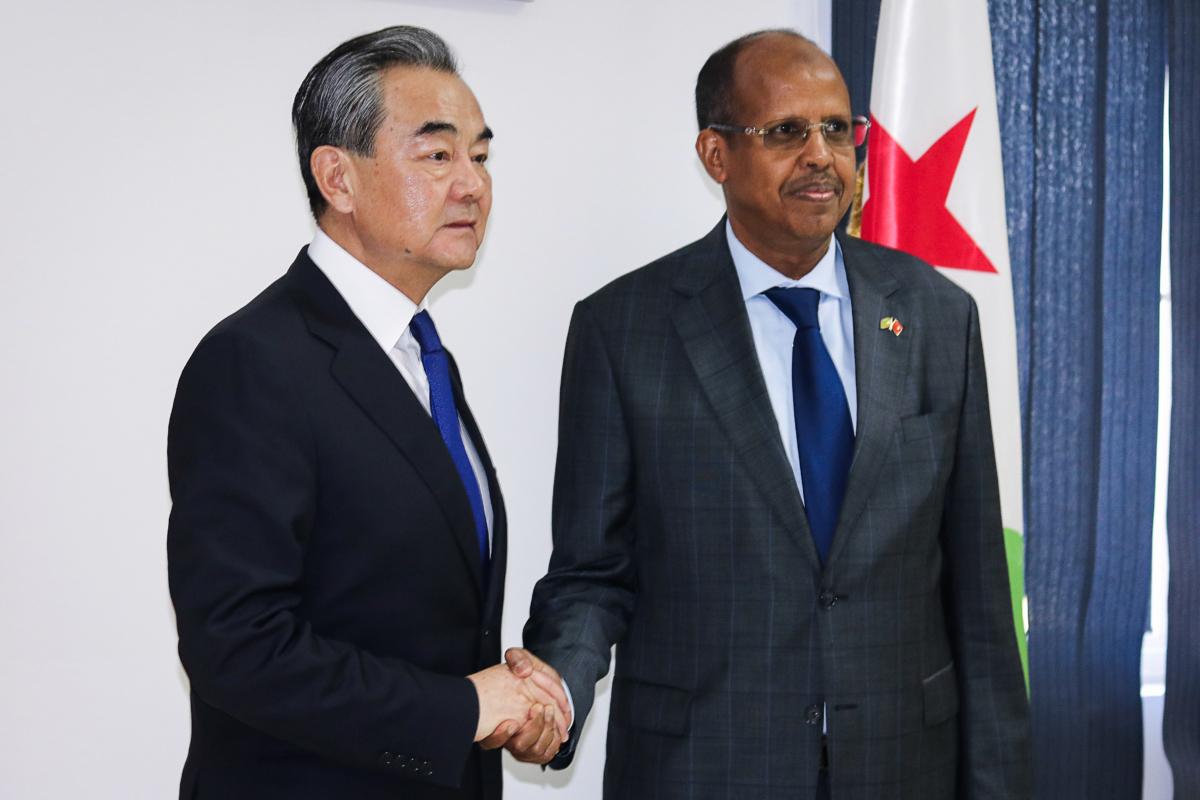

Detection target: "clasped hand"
[467, 648, 572, 765]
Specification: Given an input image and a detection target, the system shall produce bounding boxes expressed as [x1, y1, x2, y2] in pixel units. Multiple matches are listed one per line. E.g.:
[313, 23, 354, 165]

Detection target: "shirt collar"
[307, 228, 426, 352]
[726, 219, 849, 302]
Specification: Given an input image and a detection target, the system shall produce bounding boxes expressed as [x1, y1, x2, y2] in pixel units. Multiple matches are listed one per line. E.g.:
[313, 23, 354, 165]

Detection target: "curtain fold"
[830, 0, 879, 118]
[1084, 4, 1163, 796]
[834, 2, 1163, 796]
[989, 4, 1162, 797]
[1164, 0, 1200, 795]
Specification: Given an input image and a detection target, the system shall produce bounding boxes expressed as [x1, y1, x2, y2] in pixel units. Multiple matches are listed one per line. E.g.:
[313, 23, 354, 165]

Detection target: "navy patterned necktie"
[764, 287, 854, 564]
[408, 310, 490, 573]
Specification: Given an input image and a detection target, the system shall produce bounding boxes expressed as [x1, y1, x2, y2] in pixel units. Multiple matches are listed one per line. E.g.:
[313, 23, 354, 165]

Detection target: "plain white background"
[0, 1, 829, 796]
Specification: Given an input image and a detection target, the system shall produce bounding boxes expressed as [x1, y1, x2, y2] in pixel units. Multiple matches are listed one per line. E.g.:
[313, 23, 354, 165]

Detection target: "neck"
[728, 217, 832, 280]
[317, 216, 441, 305]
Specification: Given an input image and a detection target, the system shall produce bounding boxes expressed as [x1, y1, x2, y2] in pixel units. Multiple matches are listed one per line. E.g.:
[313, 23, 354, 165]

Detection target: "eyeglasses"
[708, 116, 871, 150]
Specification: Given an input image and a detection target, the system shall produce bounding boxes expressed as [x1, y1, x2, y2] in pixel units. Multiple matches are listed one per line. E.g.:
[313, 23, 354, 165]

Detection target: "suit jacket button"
[818, 590, 838, 609]
[805, 704, 823, 725]
[483, 628, 491, 638]
[380, 751, 395, 766]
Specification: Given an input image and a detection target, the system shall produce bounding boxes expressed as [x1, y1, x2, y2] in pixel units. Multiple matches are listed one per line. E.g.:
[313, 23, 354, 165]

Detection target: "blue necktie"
[408, 310, 490, 573]
[764, 288, 854, 564]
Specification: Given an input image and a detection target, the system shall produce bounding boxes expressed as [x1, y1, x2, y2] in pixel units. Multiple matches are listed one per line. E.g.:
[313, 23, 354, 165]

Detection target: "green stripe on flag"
[1004, 528, 1029, 693]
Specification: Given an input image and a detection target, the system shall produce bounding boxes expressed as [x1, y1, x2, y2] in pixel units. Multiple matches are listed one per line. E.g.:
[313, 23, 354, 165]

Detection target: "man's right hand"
[481, 649, 573, 765]
[467, 663, 561, 743]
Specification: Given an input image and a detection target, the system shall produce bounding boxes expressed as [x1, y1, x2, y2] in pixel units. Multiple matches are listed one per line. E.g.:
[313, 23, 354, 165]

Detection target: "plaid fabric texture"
[525, 221, 1030, 800]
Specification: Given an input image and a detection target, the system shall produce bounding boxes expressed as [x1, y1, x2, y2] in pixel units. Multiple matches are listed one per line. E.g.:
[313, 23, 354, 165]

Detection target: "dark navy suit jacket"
[168, 250, 505, 799]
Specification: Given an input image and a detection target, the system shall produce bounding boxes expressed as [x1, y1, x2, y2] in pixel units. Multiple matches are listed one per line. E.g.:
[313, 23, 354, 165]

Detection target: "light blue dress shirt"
[565, 225, 861, 736]
[726, 220, 858, 504]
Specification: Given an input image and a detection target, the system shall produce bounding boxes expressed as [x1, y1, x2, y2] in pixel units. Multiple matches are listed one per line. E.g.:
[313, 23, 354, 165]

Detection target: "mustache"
[783, 175, 844, 195]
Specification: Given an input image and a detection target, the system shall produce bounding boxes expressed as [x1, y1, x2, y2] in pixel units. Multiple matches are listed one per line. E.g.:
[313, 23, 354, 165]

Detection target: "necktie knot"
[409, 310, 443, 355]
[765, 287, 821, 330]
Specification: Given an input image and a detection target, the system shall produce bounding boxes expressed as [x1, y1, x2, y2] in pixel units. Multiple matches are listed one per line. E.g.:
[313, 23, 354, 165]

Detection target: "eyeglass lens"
[762, 118, 869, 150]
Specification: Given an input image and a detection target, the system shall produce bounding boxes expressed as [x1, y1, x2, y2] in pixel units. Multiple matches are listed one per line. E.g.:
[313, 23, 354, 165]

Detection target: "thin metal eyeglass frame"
[707, 116, 871, 149]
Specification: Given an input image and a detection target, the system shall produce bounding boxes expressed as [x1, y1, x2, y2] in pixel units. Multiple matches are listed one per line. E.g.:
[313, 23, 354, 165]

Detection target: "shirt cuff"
[561, 678, 576, 732]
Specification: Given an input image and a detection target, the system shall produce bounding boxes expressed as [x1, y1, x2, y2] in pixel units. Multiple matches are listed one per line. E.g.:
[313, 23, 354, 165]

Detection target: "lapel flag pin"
[880, 316, 904, 336]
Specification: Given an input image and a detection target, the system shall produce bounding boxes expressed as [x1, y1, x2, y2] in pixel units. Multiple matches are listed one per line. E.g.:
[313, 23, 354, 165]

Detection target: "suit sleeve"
[166, 328, 478, 787]
[940, 297, 1033, 799]
[523, 301, 638, 768]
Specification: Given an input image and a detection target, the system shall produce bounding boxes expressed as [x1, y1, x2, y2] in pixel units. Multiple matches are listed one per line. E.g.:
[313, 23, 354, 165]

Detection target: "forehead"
[731, 37, 850, 120]
[376, 66, 485, 132]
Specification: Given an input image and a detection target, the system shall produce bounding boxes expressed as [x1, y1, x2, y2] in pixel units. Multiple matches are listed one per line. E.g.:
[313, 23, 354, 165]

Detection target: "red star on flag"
[860, 109, 997, 274]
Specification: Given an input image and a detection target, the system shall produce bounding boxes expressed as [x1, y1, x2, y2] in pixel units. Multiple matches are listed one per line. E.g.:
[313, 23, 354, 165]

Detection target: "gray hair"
[292, 26, 459, 219]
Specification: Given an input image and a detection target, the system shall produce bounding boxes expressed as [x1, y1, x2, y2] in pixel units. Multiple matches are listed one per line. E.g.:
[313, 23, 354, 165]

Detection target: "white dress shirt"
[307, 229, 494, 550]
[726, 220, 858, 503]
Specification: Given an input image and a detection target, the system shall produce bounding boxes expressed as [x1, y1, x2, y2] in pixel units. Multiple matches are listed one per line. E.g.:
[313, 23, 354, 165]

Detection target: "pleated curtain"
[831, 1, 1192, 796]
[1164, 1, 1200, 796]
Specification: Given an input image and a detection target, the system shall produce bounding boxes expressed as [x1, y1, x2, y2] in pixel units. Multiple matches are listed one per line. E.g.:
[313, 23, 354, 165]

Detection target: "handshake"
[467, 647, 573, 765]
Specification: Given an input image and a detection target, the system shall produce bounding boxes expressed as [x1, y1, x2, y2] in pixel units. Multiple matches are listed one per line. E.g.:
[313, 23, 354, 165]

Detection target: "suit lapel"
[826, 231, 910, 567]
[451, 356, 507, 618]
[670, 222, 821, 566]
[286, 251, 487, 596]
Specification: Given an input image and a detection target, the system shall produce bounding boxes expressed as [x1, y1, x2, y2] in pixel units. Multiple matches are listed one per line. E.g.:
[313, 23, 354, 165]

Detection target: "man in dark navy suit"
[167, 26, 568, 799]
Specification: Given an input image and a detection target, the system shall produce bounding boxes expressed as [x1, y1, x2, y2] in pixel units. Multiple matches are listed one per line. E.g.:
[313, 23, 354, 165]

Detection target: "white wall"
[0, 1, 829, 797]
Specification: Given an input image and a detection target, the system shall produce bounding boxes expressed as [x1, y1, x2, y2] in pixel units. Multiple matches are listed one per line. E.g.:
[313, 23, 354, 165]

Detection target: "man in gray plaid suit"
[521, 30, 1031, 799]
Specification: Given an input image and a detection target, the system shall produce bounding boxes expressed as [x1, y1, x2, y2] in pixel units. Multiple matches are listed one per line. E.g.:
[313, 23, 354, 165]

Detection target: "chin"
[784, 215, 841, 243]
[440, 252, 479, 272]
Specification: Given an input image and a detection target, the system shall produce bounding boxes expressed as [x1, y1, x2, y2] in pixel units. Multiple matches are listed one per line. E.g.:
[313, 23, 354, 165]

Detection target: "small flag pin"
[880, 316, 904, 336]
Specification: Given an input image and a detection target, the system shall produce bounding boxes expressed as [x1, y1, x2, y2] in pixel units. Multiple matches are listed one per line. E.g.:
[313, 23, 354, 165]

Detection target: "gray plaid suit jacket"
[524, 220, 1031, 799]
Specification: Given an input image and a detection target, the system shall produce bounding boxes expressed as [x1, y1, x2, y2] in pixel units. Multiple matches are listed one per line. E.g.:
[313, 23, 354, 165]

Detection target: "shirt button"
[805, 704, 823, 725]
[818, 590, 838, 609]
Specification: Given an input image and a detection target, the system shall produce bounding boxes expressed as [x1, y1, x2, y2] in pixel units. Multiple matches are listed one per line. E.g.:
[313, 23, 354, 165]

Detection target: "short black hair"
[695, 29, 813, 130]
[292, 26, 459, 219]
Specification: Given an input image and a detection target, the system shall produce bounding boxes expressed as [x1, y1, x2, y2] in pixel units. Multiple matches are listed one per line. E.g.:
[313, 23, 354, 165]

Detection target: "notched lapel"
[450, 358, 507, 617]
[670, 224, 820, 567]
[827, 233, 912, 567]
[288, 253, 486, 596]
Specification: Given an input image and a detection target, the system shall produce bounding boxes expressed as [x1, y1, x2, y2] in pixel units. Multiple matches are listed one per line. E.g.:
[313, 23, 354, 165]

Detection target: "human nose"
[450, 153, 487, 201]
[798, 123, 834, 167]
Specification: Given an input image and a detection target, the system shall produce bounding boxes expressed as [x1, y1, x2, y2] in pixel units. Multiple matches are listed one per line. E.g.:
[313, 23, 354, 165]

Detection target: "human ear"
[695, 129, 729, 184]
[310, 145, 357, 215]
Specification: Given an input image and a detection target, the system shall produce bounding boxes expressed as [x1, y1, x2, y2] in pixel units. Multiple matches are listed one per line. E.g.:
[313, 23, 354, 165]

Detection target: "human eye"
[428, 150, 450, 162]
[822, 117, 854, 145]
[763, 120, 807, 148]
[472, 151, 489, 165]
